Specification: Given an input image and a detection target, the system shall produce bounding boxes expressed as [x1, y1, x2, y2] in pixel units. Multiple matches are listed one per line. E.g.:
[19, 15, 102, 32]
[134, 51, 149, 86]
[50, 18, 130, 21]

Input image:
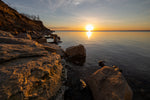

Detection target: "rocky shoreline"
[0, 31, 133, 100]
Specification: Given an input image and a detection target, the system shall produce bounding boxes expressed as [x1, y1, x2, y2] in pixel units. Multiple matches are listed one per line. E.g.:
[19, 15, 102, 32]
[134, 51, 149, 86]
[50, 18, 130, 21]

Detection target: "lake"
[56, 31, 150, 100]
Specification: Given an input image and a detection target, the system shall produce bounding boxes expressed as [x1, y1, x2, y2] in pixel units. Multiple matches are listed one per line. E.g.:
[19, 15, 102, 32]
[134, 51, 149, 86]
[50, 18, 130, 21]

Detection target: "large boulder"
[87, 66, 133, 100]
[65, 44, 86, 65]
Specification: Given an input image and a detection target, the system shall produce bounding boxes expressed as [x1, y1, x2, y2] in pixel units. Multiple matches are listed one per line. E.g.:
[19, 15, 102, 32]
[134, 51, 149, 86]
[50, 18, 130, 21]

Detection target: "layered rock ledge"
[0, 33, 66, 100]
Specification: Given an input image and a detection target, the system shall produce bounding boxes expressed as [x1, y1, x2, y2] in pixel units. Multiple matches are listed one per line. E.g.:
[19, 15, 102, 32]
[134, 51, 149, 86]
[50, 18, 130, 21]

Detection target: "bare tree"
[21, 13, 40, 21]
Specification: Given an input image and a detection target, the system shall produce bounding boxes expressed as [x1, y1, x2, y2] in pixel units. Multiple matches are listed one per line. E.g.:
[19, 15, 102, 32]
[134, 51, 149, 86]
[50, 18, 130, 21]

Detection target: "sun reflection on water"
[86, 31, 92, 39]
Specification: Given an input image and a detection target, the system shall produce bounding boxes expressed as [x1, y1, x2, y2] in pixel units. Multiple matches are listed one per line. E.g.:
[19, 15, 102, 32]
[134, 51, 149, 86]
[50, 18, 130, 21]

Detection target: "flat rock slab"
[0, 37, 48, 63]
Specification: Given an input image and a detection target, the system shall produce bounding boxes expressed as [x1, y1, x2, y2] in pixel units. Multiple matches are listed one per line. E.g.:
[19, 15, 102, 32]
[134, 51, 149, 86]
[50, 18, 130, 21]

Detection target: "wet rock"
[113, 65, 123, 72]
[50, 34, 61, 42]
[87, 66, 133, 100]
[80, 79, 87, 90]
[98, 60, 105, 67]
[64, 68, 93, 100]
[65, 44, 86, 65]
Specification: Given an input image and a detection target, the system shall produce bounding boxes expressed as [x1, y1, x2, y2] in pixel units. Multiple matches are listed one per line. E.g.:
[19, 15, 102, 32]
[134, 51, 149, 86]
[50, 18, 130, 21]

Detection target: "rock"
[64, 67, 93, 100]
[0, 37, 48, 63]
[0, 36, 41, 46]
[0, 30, 14, 38]
[54, 35, 58, 43]
[65, 44, 86, 65]
[87, 66, 133, 100]
[80, 79, 87, 90]
[98, 60, 105, 67]
[36, 38, 47, 43]
[57, 36, 60, 40]
[27, 31, 43, 39]
[15, 33, 32, 40]
[112, 65, 117, 68]
[113, 65, 123, 72]
[42, 43, 65, 57]
[50, 34, 61, 43]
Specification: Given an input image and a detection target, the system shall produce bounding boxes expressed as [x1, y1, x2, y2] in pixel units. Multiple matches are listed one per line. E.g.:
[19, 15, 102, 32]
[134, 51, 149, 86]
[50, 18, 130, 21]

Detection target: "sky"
[4, 0, 150, 30]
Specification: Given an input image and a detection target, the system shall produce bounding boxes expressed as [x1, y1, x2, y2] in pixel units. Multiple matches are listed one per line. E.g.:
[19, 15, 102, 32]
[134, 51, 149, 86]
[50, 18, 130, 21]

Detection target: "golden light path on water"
[86, 31, 92, 39]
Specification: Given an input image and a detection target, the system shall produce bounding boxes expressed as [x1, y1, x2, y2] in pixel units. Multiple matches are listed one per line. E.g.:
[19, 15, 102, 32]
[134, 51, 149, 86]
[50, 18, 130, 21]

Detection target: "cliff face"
[0, 0, 50, 35]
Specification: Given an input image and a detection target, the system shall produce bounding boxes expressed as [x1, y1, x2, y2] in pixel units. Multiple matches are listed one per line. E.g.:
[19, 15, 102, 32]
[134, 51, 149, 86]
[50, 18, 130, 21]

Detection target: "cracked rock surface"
[0, 34, 64, 100]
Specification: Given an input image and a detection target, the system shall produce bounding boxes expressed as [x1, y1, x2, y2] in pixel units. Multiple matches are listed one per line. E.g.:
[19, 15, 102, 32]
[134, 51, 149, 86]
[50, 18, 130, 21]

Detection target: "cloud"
[40, 0, 98, 11]
[73, 1, 80, 5]
[72, 0, 85, 5]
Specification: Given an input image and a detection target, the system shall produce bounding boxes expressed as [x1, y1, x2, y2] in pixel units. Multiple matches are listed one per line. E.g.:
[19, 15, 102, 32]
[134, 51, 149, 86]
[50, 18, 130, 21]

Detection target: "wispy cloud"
[39, 0, 98, 11]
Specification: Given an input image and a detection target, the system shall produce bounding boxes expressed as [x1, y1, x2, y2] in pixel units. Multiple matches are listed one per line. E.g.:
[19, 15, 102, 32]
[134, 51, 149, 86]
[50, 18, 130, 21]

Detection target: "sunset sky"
[4, 0, 150, 30]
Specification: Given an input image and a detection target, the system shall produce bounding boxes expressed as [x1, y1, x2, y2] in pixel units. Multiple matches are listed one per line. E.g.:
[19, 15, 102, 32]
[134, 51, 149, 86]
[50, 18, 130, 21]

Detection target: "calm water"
[56, 31, 150, 100]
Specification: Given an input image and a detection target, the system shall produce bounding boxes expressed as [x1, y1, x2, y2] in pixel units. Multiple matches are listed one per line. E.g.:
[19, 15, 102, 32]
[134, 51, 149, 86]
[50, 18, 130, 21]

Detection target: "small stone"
[80, 79, 87, 89]
[113, 66, 123, 72]
[98, 61, 105, 67]
[114, 68, 119, 71]
[120, 69, 123, 73]
[113, 65, 117, 68]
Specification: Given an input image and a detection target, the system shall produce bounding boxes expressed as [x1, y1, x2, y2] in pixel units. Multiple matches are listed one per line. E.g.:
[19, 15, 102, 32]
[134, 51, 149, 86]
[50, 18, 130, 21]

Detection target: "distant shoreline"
[55, 30, 150, 32]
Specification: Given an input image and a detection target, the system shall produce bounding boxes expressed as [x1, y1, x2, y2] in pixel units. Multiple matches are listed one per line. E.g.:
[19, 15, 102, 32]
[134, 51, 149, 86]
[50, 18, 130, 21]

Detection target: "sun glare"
[86, 24, 94, 31]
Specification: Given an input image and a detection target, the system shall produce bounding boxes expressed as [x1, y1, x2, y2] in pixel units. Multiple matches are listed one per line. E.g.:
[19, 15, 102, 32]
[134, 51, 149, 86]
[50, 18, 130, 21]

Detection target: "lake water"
[56, 31, 150, 100]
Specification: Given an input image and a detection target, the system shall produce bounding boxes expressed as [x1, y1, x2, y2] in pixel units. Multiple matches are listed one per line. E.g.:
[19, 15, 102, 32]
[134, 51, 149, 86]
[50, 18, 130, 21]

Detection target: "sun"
[86, 24, 94, 31]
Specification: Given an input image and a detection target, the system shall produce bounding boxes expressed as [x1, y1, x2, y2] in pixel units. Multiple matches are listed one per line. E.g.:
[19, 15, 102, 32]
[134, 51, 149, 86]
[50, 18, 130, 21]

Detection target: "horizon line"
[54, 30, 150, 32]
